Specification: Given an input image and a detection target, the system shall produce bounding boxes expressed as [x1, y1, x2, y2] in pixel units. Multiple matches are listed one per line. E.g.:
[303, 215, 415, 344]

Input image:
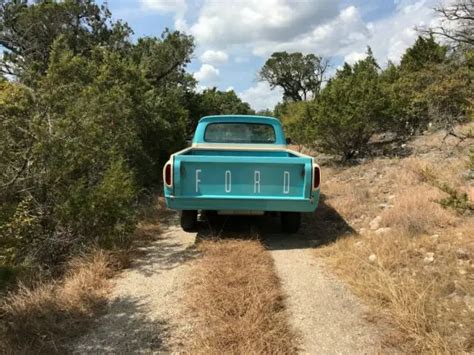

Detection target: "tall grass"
[0, 250, 123, 353]
[186, 239, 298, 354]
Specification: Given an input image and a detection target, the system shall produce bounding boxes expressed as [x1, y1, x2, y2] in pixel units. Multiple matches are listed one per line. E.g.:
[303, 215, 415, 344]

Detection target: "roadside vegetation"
[0, 250, 118, 353]
[186, 239, 297, 354]
[314, 126, 473, 353]
[0, 1, 253, 290]
[0, 197, 169, 353]
[258, 5, 473, 350]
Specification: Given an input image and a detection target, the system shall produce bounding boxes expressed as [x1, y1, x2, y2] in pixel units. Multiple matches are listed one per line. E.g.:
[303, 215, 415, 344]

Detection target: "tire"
[281, 212, 301, 233]
[180, 210, 197, 232]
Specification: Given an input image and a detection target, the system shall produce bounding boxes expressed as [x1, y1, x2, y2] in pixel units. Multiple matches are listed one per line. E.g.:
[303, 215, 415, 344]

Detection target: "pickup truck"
[163, 115, 320, 233]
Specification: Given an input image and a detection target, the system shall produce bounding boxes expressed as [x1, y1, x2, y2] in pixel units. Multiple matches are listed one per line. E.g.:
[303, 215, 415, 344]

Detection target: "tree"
[0, 0, 131, 83]
[426, 0, 474, 48]
[383, 37, 471, 137]
[310, 49, 387, 159]
[186, 88, 254, 134]
[278, 101, 316, 146]
[399, 36, 448, 72]
[0, 2, 196, 266]
[259, 51, 328, 101]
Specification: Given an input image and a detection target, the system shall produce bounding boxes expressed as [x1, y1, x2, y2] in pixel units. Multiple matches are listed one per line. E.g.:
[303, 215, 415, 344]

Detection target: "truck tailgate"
[174, 155, 312, 199]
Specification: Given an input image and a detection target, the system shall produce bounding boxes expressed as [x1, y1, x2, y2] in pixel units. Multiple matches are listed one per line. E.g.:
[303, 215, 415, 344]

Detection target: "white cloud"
[200, 50, 229, 65]
[139, 0, 188, 32]
[190, 0, 339, 48]
[239, 82, 283, 111]
[193, 64, 220, 83]
[249, 0, 438, 67]
[344, 51, 367, 65]
[181, 0, 440, 110]
[252, 5, 369, 57]
[139, 0, 186, 14]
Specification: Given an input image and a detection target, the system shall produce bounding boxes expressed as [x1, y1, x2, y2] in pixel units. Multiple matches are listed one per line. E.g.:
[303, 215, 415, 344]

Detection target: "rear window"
[204, 123, 276, 144]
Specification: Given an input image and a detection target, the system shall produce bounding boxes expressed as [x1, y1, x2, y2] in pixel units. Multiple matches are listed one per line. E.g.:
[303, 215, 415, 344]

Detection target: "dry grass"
[186, 239, 297, 354]
[0, 199, 167, 353]
[314, 128, 473, 353]
[317, 228, 474, 353]
[0, 250, 121, 353]
[323, 179, 372, 220]
[381, 185, 457, 235]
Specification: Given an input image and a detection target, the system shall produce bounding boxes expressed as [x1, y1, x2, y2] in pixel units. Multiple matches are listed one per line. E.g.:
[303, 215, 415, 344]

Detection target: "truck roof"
[199, 115, 281, 125]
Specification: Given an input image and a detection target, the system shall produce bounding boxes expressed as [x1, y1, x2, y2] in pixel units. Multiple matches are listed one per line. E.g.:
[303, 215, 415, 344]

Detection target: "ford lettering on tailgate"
[180, 163, 306, 198]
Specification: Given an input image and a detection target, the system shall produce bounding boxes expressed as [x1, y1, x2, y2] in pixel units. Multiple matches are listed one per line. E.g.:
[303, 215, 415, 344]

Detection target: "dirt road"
[268, 239, 380, 354]
[71, 213, 198, 353]
[71, 213, 380, 354]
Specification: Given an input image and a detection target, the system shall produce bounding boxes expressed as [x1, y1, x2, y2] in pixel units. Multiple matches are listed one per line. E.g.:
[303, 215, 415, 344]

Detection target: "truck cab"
[163, 115, 320, 233]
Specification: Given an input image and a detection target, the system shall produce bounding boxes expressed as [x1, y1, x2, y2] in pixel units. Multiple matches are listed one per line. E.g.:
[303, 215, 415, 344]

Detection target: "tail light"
[163, 161, 173, 187]
[313, 165, 321, 190]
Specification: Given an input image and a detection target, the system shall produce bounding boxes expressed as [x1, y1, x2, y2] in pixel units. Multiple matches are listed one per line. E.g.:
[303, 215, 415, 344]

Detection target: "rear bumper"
[164, 193, 319, 213]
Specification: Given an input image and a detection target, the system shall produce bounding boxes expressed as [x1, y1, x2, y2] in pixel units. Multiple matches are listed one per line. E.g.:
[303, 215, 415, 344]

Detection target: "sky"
[107, 0, 442, 111]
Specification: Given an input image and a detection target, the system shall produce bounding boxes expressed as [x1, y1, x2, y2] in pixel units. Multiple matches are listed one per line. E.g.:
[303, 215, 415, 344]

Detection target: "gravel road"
[267, 234, 381, 354]
[71, 213, 198, 353]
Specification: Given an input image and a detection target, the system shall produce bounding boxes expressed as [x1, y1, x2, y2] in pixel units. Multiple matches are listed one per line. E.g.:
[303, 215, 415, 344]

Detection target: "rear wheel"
[180, 210, 197, 232]
[281, 212, 301, 233]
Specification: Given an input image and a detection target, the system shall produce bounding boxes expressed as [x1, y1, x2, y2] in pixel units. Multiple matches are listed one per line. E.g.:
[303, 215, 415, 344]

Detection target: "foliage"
[420, 166, 474, 214]
[310, 49, 387, 159]
[186, 87, 253, 134]
[277, 101, 316, 146]
[470, 147, 474, 175]
[382, 37, 472, 136]
[259, 51, 328, 101]
[437, 183, 474, 214]
[0, 0, 131, 84]
[399, 35, 448, 72]
[268, 36, 472, 159]
[0, 1, 195, 269]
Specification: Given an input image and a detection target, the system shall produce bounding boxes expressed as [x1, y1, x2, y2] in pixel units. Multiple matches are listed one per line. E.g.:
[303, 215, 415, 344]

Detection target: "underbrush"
[316, 128, 473, 353]
[0, 250, 129, 353]
[380, 185, 457, 235]
[0, 196, 163, 353]
[186, 239, 297, 354]
[317, 229, 473, 353]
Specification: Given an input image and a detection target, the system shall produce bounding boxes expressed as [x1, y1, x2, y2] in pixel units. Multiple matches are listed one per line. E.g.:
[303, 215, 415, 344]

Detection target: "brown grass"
[186, 239, 297, 354]
[0, 199, 167, 353]
[0, 250, 120, 353]
[381, 185, 456, 235]
[315, 128, 474, 353]
[323, 180, 372, 220]
[317, 229, 474, 353]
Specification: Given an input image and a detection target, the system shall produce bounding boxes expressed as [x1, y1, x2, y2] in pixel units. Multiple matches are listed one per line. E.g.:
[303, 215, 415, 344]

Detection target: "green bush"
[278, 101, 316, 146]
[310, 50, 387, 159]
[0, 1, 196, 269]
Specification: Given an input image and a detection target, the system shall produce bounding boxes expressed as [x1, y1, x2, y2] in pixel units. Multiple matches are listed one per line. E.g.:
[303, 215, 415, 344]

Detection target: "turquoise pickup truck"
[163, 115, 320, 233]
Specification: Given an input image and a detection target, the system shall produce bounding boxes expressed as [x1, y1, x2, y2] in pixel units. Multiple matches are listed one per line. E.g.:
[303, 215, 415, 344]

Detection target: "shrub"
[310, 50, 387, 159]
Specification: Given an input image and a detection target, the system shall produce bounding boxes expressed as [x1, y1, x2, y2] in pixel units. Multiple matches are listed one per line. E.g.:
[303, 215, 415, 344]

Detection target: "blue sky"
[107, 0, 440, 110]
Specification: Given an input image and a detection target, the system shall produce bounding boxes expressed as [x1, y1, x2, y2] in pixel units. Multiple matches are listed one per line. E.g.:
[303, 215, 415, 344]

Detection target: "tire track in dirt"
[262, 211, 382, 354]
[71, 212, 198, 353]
[269, 244, 381, 354]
